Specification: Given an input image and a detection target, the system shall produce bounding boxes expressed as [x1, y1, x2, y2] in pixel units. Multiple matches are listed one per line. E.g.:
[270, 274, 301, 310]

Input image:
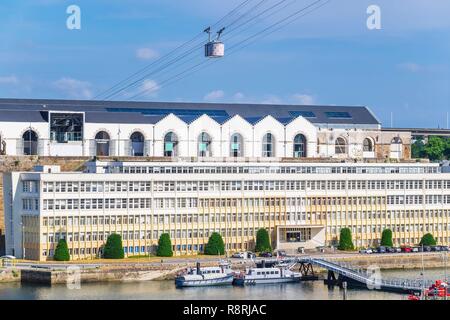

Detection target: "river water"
[0, 268, 446, 300]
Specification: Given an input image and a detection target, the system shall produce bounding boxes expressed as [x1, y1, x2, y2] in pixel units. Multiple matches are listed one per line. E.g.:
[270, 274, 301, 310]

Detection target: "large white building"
[1, 98, 433, 261]
[0, 98, 411, 160]
[4, 161, 450, 261]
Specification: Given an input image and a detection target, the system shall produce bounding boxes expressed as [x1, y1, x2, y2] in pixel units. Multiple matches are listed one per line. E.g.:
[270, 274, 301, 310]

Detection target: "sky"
[0, 0, 449, 128]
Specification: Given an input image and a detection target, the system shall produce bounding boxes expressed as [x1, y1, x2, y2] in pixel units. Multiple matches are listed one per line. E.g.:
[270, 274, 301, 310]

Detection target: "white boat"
[233, 264, 302, 285]
[175, 261, 235, 287]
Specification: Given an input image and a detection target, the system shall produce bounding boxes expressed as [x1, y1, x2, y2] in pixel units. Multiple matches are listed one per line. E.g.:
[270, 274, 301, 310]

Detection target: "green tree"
[103, 233, 124, 259]
[411, 138, 426, 159]
[54, 239, 70, 261]
[338, 228, 354, 251]
[156, 233, 173, 257]
[380, 229, 393, 247]
[255, 228, 272, 253]
[444, 137, 450, 159]
[419, 233, 437, 246]
[424, 136, 446, 161]
[204, 232, 225, 255]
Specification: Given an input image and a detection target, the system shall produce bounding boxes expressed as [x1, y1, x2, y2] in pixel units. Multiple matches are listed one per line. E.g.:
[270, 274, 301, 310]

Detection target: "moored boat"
[175, 261, 235, 287]
[233, 264, 301, 285]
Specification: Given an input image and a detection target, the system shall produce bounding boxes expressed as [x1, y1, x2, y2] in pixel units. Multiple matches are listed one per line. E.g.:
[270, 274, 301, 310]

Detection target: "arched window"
[230, 133, 243, 157]
[130, 132, 144, 156]
[293, 134, 307, 158]
[198, 132, 212, 157]
[22, 129, 38, 155]
[164, 132, 178, 157]
[390, 137, 403, 159]
[363, 138, 374, 152]
[262, 133, 275, 157]
[95, 131, 110, 156]
[335, 137, 347, 155]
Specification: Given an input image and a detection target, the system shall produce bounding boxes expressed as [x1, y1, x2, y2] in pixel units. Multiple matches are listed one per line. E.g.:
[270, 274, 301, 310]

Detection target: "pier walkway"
[298, 257, 438, 293]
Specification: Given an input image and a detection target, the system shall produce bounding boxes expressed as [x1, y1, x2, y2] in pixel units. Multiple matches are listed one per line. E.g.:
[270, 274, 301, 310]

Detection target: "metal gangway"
[299, 257, 437, 293]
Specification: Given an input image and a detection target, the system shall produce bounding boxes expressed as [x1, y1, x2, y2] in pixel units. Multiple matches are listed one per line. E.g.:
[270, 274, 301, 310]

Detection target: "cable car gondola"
[204, 27, 225, 58]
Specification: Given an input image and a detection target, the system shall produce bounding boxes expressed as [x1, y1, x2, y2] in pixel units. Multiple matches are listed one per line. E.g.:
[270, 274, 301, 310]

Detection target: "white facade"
[0, 112, 411, 160]
[4, 161, 450, 261]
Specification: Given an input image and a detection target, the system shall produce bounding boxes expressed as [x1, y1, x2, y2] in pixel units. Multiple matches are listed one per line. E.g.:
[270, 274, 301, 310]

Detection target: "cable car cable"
[103, 0, 279, 100]
[128, 0, 330, 100]
[95, 0, 254, 100]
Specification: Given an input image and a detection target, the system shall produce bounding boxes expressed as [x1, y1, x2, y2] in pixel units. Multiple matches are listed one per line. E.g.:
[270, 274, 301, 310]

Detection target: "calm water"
[0, 268, 446, 300]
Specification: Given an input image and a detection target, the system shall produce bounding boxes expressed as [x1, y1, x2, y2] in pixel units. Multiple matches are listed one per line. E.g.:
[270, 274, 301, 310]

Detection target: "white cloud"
[232, 92, 245, 102]
[139, 79, 160, 97]
[53, 77, 93, 99]
[136, 48, 159, 60]
[204, 90, 225, 101]
[292, 93, 315, 105]
[397, 62, 422, 73]
[0, 75, 19, 85]
[261, 95, 282, 105]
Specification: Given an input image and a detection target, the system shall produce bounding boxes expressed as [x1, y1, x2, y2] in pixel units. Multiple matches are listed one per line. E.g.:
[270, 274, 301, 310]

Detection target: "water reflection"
[0, 268, 446, 300]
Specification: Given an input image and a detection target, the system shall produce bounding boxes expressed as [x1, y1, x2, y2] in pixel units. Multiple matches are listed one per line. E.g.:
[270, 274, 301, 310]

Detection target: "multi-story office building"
[4, 161, 450, 261]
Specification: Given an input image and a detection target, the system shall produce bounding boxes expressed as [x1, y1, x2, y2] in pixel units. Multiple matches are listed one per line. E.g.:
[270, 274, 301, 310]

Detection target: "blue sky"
[0, 0, 449, 128]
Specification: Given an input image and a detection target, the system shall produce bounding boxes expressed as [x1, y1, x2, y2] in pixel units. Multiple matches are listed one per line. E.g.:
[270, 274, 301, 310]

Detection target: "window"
[164, 132, 178, 157]
[325, 111, 352, 119]
[262, 133, 275, 157]
[335, 137, 347, 155]
[22, 129, 38, 155]
[293, 134, 307, 157]
[95, 131, 110, 156]
[230, 133, 243, 157]
[390, 137, 403, 159]
[363, 138, 374, 152]
[289, 111, 316, 118]
[198, 132, 212, 157]
[130, 132, 144, 156]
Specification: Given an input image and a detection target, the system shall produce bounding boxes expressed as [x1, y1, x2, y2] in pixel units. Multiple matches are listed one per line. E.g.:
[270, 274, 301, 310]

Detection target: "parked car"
[386, 247, 396, 253]
[377, 246, 387, 253]
[259, 252, 273, 258]
[274, 250, 287, 257]
[365, 248, 373, 254]
[401, 246, 412, 253]
[440, 246, 449, 251]
[232, 251, 256, 259]
[424, 246, 432, 252]
[232, 252, 246, 259]
[394, 247, 402, 253]
[0, 255, 16, 260]
[297, 247, 305, 254]
[370, 248, 378, 254]
[431, 246, 441, 252]
[411, 247, 419, 253]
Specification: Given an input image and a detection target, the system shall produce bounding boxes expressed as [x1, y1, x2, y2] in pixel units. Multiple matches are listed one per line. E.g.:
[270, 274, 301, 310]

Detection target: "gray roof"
[0, 98, 380, 125]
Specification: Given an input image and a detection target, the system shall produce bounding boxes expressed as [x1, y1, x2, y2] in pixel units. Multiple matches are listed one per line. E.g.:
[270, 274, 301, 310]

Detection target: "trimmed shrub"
[338, 228, 354, 251]
[380, 229, 393, 247]
[420, 233, 437, 246]
[54, 239, 70, 261]
[156, 233, 173, 257]
[204, 232, 225, 255]
[255, 228, 272, 253]
[103, 233, 124, 259]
